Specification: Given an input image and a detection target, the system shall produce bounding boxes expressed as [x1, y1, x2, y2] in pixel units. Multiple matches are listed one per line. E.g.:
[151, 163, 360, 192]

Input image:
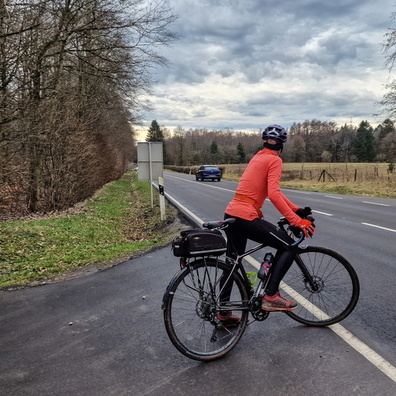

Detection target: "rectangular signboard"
[137, 142, 163, 181]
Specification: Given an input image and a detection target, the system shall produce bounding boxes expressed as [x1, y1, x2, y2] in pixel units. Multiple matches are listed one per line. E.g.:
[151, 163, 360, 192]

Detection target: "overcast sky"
[139, 0, 396, 133]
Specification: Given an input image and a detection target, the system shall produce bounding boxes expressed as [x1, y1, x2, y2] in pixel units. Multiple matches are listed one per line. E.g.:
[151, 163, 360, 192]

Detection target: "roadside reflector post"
[158, 176, 166, 220]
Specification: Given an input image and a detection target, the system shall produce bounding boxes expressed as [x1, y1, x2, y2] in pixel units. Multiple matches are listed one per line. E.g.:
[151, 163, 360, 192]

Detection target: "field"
[219, 163, 396, 198]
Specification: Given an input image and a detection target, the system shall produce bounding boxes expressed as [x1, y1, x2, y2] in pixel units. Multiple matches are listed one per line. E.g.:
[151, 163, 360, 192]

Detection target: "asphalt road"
[162, 172, 396, 362]
[1, 171, 395, 396]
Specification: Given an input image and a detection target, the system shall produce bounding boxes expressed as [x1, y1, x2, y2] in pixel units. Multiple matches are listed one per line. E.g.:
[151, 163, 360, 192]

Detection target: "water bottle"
[257, 252, 274, 280]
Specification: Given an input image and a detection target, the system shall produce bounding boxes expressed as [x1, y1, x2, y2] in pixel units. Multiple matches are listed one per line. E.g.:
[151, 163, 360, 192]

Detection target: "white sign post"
[137, 142, 164, 208]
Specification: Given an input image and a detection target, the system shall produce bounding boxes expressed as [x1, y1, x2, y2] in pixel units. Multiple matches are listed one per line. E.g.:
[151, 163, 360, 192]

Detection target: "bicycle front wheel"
[162, 258, 249, 361]
[282, 246, 360, 326]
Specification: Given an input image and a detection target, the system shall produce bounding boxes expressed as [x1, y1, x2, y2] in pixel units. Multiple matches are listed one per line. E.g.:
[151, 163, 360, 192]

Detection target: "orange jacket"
[225, 148, 301, 226]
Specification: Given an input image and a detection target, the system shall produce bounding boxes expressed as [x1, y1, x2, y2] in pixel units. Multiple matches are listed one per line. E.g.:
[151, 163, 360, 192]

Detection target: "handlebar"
[278, 215, 315, 246]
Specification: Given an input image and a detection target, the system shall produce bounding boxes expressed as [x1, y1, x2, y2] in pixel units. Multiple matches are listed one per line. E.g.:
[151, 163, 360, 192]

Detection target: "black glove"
[295, 206, 312, 219]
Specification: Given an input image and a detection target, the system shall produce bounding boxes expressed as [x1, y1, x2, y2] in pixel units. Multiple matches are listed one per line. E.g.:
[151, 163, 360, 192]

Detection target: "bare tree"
[0, 0, 178, 218]
[381, 10, 396, 119]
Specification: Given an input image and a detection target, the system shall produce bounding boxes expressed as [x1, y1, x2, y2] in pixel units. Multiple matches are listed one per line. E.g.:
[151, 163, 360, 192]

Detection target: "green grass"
[0, 172, 177, 289]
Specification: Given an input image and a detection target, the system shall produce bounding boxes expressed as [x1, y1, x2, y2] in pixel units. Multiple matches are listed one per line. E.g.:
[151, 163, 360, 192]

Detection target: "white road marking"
[165, 176, 331, 217]
[281, 281, 396, 382]
[164, 188, 396, 383]
[313, 210, 333, 216]
[251, 256, 396, 383]
[362, 201, 390, 207]
[164, 192, 203, 226]
[325, 195, 343, 199]
[362, 223, 396, 233]
[285, 190, 312, 195]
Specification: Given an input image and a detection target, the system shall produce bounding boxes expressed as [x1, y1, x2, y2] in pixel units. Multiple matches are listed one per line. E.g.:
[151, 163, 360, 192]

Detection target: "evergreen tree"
[236, 142, 246, 163]
[354, 121, 376, 162]
[146, 120, 164, 142]
[210, 141, 218, 155]
[146, 119, 168, 166]
[210, 141, 219, 163]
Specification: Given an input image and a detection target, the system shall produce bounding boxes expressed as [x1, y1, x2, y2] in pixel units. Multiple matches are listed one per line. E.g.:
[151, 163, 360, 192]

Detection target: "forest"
[0, 0, 177, 219]
[146, 118, 396, 166]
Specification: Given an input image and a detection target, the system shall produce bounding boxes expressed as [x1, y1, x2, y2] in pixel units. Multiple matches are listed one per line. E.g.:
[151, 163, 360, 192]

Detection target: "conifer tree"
[210, 141, 218, 155]
[354, 121, 376, 162]
[146, 120, 164, 142]
[209, 141, 219, 163]
[236, 142, 246, 163]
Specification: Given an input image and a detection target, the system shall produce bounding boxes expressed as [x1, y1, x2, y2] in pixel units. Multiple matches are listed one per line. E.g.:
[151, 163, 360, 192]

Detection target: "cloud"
[140, 0, 395, 131]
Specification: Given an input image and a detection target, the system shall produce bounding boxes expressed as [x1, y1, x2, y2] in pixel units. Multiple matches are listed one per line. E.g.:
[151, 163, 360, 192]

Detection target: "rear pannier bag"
[172, 229, 227, 257]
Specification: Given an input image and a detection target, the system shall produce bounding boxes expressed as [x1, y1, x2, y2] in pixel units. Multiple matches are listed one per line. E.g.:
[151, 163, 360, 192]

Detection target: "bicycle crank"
[251, 297, 270, 321]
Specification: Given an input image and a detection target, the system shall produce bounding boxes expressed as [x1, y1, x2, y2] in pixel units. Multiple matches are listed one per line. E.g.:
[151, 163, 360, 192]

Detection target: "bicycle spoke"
[283, 246, 359, 326]
[163, 259, 249, 361]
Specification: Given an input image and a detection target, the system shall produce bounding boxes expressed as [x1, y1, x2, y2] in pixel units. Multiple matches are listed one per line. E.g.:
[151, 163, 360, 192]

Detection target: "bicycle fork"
[295, 254, 321, 293]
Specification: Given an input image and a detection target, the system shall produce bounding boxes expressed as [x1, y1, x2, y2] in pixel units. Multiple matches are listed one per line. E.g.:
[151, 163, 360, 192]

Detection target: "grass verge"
[220, 162, 396, 198]
[0, 172, 179, 290]
[278, 180, 396, 198]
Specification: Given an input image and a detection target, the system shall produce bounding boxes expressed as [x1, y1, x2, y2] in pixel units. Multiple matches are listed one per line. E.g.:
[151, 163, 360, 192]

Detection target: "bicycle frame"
[183, 217, 316, 318]
[215, 232, 307, 316]
[163, 217, 359, 361]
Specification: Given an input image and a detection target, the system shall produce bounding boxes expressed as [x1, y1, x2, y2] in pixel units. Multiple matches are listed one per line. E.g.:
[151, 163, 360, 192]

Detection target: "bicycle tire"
[282, 246, 360, 326]
[163, 258, 249, 361]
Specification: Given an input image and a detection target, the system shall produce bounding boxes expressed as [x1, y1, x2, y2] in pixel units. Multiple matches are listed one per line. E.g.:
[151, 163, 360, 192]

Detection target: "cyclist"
[218, 124, 315, 327]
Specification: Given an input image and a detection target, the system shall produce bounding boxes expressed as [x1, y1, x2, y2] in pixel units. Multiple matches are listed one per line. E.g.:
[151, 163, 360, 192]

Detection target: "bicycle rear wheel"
[162, 258, 249, 361]
[282, 246, 359, 326]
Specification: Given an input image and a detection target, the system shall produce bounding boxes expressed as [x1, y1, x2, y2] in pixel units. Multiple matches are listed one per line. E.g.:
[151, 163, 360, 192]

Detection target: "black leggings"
[222, 214, 297, 296]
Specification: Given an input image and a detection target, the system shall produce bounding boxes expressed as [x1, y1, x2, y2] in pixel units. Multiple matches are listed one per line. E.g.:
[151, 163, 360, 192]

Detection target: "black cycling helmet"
[262, 124, 287, 143]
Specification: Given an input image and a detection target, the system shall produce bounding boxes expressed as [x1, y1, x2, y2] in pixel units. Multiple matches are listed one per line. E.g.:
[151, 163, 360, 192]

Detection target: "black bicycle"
[162, 217, 360, 361]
